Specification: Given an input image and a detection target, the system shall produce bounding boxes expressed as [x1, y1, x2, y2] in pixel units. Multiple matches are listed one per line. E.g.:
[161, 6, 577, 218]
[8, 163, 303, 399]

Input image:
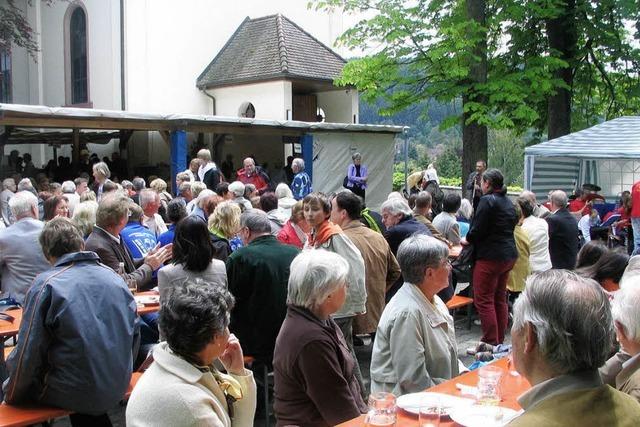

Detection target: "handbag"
[343, 175, 349, 188]
[451, 244, 475, 283]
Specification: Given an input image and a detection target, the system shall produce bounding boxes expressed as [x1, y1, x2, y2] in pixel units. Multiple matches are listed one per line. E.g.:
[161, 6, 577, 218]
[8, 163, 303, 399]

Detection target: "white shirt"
[143, 213, 168, 238]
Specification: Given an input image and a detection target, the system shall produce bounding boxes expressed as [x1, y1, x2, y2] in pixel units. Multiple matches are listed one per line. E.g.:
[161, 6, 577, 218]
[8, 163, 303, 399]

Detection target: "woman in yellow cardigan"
[507, 201, 531, 305]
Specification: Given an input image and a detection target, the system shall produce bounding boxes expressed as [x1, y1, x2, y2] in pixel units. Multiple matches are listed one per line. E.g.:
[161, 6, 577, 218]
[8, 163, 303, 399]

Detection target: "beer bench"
[446, 294, 474, 330]
[0, 372, 142, 427]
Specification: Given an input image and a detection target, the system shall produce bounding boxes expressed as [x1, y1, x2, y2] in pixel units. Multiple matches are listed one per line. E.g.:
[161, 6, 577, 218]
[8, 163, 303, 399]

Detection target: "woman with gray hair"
[345, 152, 368, 200]
[370, 234, 459, 395]
[275, 182, 296, 219]
[126, 281, 256, 427]
[273, 250, 367, 426]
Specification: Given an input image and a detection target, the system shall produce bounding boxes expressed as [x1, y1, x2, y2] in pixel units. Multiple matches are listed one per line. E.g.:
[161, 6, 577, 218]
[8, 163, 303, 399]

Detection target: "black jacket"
[546, 207, 580, 269]
[467, 192, 518, 261]
[202, 168, 221, 190]
[384, 216, 433, 301]
[384, 216, 432, 255]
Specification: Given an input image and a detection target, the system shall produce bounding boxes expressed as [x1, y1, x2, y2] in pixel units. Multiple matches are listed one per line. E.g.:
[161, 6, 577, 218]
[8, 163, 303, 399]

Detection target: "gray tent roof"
[525, 116, 640, 158]
[196, 14, 346, 89]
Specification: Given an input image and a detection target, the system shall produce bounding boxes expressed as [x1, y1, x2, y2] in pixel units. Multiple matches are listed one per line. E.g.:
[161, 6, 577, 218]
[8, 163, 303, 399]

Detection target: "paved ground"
[50, 290, 507, 426]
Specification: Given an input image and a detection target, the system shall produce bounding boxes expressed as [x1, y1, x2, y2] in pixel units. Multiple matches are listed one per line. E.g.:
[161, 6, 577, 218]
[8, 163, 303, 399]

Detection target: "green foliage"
[487, 129, 526, 186]
[312, 0, 640, 135]
[440, 176, 462, 187]
[0, 1, 57, 58]
[392, 171, 406, 191]
[436, 143, 462, 179]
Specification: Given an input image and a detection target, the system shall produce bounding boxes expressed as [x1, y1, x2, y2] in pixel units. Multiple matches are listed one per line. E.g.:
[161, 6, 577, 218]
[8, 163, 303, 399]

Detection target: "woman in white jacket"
[126, 280, 256, 427]
[517, 196, 553, 273]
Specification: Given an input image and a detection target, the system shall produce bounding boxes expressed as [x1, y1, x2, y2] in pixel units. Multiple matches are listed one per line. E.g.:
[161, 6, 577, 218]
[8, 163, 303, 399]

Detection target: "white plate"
[135, 295, 160, 305]
[396, 392, 474, 415]
[448, 405, 520, 427]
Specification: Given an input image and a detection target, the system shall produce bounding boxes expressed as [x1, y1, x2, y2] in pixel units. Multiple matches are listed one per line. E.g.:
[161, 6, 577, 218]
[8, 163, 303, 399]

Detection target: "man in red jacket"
[236, 157, 270, 193]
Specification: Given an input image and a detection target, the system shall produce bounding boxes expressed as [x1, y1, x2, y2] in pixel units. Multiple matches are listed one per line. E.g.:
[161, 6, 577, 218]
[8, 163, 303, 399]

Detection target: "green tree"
[436, 141, 463, 179]
[487, 129, 526, 186]
[504, 0, 640, 138]
[311, 0, 563, 189]
[312, 0, 640, 181]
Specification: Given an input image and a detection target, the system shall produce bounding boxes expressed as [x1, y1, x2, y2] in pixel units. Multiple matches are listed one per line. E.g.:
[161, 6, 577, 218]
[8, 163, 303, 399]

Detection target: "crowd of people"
[0, 149, 639, 426]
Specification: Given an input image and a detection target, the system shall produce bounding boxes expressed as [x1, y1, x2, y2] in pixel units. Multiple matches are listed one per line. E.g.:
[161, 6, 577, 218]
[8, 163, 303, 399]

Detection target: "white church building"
[0, 1, 401, 207]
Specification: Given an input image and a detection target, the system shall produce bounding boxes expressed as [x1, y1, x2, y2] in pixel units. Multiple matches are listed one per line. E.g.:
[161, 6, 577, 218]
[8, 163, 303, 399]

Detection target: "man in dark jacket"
[381, 197, 434, 301]
[546, 190, 580, 269]
[226, 209, 300, 365]
[465, 159, 487, 209]
[3, 218, 137, 425]
[85, 195, 171, 290]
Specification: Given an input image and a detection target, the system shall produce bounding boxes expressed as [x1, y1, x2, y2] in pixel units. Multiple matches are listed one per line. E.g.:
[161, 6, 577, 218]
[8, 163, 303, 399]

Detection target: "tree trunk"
[546, 0, 577, 139]
[462, 0, 488, 198]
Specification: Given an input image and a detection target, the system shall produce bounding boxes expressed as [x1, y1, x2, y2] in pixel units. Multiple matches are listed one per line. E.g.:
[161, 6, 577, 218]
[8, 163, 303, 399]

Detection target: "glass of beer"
[364, 392, 396, 427]
[418, 396, 441, 427]
[477, 365, 503, 405]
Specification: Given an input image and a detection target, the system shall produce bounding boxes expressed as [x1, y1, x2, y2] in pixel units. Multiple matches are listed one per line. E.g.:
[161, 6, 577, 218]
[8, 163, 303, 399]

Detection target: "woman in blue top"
[346, 153, 368, 201]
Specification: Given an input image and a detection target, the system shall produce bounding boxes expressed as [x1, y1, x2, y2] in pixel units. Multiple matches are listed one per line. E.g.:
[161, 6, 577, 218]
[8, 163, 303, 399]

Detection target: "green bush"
[392, 171, 406, 191]
[439, 177, 462, 187]
[391, 171, 523, 194]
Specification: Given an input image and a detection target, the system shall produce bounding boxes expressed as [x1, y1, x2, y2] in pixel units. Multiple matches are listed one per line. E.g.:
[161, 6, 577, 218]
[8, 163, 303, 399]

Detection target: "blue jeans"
[631, 217, 640, 255]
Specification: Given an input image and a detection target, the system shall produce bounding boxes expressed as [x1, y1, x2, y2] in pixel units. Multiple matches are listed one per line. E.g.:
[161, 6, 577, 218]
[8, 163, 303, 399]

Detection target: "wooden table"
[134, 290, 160, 315]
[337, 358, 530, 426]
[0, 291, 158, 341]
[0, 309, 22, 338]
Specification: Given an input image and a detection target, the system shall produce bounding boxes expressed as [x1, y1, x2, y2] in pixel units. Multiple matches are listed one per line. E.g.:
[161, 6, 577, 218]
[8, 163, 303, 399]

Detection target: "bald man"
[236, 157, 271, 193]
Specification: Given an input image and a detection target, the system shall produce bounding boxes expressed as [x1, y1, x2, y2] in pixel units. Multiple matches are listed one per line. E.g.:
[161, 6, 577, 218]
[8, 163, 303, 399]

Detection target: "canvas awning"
[524, 116, 640, 200]
[525, 116, 640, 159]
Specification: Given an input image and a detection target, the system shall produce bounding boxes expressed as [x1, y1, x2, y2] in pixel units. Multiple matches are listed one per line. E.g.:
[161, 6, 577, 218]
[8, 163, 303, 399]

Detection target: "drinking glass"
[126, 278, 138, 293]
[364, 392, 396, 427]
[477, 365, 503, 405]
[418, 397, 441, 427]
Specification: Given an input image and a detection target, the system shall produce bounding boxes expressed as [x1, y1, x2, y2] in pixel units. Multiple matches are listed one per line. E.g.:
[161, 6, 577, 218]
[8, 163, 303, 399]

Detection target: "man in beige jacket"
[509, 271, 640, 426]
[331, 191, 401, 337]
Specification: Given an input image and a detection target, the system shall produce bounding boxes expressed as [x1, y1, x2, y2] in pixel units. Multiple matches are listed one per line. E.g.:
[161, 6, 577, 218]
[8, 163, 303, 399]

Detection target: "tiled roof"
[196, 14, 346, 89]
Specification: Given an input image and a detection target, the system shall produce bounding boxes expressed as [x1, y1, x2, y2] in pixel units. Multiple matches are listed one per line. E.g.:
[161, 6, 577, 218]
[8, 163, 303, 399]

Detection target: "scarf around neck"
[308, 220, 342, 247]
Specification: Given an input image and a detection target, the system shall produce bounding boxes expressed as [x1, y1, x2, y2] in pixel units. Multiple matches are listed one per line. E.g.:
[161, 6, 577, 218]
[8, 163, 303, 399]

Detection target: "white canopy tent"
[524, 116, 640, 201]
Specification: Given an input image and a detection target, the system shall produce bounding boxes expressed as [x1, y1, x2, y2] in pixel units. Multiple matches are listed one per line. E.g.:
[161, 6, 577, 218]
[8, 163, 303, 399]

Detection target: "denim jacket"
[3, 251, 137, 414]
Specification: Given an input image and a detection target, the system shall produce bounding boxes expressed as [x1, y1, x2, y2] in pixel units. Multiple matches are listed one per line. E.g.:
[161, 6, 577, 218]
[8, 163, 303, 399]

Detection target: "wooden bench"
[446, 294, 474, 330]
[0, 372, 142, 427]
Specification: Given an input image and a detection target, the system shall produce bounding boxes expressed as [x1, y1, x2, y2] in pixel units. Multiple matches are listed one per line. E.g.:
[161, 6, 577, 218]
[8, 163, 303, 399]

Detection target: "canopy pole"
[170, 130, 187, 194]
[301, 134, 313, 181]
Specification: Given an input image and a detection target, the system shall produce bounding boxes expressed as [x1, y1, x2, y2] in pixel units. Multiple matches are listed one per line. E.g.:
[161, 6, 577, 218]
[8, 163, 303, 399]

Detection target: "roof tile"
[196, 14, 346, 89]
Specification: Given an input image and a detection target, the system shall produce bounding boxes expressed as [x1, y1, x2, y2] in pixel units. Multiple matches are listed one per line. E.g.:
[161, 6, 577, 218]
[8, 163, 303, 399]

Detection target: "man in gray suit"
[0, 191, 50, 303]
[0, 178, 16, 227]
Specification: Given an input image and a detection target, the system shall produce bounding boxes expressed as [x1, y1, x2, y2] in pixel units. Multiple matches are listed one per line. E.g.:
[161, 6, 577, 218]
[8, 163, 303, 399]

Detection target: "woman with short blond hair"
[208, 201, 242, 261]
